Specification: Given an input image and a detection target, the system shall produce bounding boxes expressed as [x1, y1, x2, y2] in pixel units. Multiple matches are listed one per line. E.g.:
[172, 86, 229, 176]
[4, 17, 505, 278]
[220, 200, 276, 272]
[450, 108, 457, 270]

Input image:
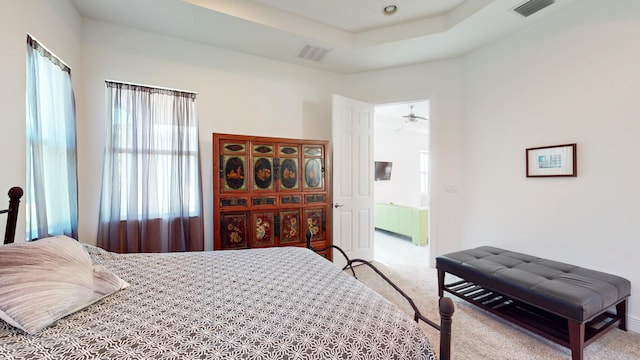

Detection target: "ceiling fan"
[396, 105, 428, 131]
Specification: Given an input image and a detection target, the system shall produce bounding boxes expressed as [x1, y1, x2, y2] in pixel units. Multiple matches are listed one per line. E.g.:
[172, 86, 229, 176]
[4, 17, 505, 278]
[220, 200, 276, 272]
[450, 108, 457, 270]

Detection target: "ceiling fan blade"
[395, 121, 410, 131]
[402, 108, 428, 121]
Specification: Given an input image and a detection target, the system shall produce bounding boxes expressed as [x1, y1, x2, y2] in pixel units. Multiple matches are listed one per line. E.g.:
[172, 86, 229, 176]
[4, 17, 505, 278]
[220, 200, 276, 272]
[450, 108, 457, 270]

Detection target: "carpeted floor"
[353, 260, 640, 360]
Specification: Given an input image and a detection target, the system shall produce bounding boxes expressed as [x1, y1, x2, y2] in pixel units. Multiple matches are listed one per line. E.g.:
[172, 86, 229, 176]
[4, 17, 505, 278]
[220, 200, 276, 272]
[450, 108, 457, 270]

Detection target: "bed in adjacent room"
[0, 187, 453, 359]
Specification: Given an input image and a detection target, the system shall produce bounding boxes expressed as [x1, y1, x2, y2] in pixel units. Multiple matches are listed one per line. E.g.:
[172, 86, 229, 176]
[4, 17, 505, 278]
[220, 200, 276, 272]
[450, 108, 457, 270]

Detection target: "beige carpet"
[352, 261, 640, 360]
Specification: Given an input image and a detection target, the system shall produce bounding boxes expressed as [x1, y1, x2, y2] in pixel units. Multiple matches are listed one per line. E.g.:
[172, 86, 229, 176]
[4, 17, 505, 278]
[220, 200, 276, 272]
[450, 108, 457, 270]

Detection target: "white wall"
[78, 19, 343, 250]
[461, 0, 640, 330]
[0, 0, 82, 241]
[374, 126, 428, 208]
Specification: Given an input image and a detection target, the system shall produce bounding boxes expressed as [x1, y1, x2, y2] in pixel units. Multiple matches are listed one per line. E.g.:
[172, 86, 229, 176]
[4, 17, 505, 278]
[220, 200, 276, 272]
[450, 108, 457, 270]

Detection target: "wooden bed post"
[3, 187, 23, 244]
[439, 297, 454, 360]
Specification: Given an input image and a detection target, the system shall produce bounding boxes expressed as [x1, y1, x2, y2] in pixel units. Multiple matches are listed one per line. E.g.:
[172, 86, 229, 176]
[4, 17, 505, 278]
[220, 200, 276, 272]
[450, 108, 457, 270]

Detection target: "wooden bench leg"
[617, 300, 628, 331]
[568, 320, 585, 360]
[437, 269, 445, 297]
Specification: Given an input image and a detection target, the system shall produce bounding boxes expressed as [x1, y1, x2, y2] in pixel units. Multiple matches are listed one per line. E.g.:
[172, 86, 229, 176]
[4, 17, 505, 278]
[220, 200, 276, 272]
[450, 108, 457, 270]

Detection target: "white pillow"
[0, 235, 129, 334]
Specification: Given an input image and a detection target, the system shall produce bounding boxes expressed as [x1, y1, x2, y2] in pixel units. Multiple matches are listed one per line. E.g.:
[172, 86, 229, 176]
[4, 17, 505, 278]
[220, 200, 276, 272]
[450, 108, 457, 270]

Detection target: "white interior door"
[331, 95, 375, 269]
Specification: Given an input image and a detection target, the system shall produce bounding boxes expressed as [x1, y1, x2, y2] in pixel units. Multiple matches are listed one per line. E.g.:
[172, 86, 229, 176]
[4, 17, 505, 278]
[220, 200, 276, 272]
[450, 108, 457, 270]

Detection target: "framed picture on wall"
[526, 143, 577, 177]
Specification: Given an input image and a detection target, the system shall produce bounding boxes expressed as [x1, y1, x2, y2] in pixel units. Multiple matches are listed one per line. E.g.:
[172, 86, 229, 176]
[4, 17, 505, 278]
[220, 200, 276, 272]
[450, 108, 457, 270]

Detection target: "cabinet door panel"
[277, 144, 300, 191]
[252, 211, 276, 247]
[304, 207, 325, 240]
[278, 158, 299, 190]
[252, 144, 275, 191]
[279, 209, 301, 244]
[222, 155, 247, 191]
[303, 145, 324, 191]
[219, 140, 248, 193]
[253, 157, 274, 190]
[221, 212, 249, 249]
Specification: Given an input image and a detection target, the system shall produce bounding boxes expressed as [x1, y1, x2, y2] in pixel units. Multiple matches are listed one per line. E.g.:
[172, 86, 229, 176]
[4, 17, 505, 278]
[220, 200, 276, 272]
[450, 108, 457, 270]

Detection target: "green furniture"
[374, 203, 428, 246]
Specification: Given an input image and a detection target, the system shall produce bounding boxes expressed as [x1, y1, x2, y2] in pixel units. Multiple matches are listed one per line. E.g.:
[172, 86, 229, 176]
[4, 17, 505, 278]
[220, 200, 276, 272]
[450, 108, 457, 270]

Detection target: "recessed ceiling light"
[383, 5, 398, 15]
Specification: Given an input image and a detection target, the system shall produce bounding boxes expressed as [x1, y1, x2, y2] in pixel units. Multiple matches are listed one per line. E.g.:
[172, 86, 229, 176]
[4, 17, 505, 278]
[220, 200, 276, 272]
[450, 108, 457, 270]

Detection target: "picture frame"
[526, 143, 577, 177]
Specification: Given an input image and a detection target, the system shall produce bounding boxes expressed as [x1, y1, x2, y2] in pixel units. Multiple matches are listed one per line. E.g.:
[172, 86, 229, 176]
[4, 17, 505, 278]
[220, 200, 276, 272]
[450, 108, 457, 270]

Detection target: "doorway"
[373, 100, 430, 268]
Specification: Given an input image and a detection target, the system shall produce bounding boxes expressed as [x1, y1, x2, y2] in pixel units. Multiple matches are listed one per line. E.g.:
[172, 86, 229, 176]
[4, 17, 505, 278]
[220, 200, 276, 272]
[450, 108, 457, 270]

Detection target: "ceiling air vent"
[297, 43, 331, 62]
[513, 0, 555, 17]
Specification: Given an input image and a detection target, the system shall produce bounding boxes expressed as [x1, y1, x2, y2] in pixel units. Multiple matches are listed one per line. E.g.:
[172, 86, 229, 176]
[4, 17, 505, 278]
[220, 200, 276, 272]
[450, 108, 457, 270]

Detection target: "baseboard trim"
[628, 314, 640, 333]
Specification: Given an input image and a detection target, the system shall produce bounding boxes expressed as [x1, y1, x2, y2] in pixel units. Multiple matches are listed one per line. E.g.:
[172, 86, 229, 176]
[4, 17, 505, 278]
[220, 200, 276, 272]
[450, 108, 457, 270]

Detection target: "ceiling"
[70, 0, 575, 74]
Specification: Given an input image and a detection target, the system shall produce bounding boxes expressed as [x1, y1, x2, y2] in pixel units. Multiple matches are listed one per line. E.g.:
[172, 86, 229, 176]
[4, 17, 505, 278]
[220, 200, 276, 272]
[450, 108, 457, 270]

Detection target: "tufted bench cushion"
[436, 246, 630, 322]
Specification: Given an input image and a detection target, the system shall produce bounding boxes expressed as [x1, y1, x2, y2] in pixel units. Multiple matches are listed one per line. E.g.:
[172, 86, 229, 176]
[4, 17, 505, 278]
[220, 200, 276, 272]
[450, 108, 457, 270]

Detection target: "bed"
[0, 187, 453, 359]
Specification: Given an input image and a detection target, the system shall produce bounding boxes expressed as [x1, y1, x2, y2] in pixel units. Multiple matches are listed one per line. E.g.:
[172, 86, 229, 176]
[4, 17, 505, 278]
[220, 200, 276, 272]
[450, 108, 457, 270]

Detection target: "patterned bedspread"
[0, 245, 435, 359]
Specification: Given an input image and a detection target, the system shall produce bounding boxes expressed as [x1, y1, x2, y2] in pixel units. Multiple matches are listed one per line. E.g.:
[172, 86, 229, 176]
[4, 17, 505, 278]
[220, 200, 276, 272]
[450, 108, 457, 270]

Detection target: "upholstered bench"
[436, 246, 630, 360]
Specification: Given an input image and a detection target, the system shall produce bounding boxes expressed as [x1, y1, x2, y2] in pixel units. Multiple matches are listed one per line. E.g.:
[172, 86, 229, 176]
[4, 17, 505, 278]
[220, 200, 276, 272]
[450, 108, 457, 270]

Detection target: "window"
[110, 105, 200, 218]
[98, 81, 204, 252]
[25, 35, 78, 240]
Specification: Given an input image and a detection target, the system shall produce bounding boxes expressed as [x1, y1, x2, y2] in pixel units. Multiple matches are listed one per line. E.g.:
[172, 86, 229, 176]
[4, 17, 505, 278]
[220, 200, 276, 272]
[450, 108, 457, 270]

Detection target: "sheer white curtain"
[98, 81, 204, 253]
[25, 35, 78, 240]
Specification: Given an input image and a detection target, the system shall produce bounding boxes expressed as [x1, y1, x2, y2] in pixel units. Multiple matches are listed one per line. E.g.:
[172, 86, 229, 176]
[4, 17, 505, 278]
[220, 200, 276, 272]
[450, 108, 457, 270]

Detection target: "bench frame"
[438, 270, 627, 360]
